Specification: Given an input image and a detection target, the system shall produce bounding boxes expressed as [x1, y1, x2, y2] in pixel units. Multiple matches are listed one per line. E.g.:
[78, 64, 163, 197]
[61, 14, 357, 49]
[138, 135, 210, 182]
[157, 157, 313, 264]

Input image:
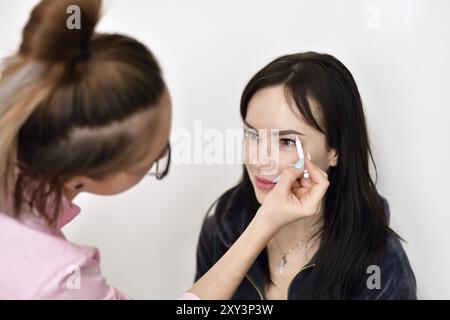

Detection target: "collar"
[56, 196, 81, 229]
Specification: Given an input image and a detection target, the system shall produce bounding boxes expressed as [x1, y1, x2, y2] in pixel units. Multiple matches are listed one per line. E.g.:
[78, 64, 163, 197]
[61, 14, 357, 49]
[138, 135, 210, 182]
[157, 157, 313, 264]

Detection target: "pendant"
[279, 254, 288, 275]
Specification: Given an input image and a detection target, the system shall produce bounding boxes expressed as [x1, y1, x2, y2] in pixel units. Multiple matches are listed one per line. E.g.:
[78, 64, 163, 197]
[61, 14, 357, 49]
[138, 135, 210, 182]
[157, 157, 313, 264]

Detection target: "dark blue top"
[195, 194, 417, 300]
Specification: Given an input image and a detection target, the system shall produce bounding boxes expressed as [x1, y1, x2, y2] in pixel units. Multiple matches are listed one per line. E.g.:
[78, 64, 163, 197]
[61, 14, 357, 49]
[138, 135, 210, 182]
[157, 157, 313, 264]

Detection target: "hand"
[257, 154, 330, 232]
[188, 155, 329, 300]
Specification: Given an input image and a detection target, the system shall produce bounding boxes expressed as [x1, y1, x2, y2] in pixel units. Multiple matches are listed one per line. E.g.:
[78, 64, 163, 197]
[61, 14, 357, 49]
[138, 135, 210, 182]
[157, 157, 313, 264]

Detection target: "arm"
[188, 207, 274, 300]
[187, 154, 329, 300]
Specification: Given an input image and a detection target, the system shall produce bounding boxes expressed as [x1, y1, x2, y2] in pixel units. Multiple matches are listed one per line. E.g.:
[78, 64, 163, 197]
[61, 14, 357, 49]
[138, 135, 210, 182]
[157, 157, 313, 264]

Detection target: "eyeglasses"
[124, 142, 171, 180]
[148, 143, 171, 180]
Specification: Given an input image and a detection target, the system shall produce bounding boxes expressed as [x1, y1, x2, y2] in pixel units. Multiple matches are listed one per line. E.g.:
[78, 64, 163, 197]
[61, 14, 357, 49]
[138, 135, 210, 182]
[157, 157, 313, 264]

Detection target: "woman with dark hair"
[195, 52, 417, 299]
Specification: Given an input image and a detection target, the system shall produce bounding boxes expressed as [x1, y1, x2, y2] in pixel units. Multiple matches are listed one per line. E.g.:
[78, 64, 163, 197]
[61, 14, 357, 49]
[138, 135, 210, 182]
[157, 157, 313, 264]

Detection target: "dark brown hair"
[0, 0, 166, 225]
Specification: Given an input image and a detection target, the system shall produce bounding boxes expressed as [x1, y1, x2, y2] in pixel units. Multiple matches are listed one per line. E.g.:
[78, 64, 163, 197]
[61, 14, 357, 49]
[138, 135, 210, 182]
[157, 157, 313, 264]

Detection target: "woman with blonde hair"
[0, 0, 329, 299]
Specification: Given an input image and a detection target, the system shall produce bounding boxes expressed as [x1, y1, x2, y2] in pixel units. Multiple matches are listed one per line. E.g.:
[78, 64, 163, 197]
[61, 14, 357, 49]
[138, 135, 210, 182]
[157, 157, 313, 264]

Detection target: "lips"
[254, 175, 276, 192]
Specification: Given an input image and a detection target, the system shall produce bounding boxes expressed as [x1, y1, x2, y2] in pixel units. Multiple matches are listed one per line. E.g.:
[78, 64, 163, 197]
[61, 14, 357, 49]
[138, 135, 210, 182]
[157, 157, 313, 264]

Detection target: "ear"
[328, 148, 339, 167]
[64, 177, 88, 191]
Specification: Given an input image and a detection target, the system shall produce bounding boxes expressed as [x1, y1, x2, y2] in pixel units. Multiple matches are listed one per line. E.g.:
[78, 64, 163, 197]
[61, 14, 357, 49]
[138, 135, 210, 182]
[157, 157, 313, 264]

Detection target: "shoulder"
[201, 213, 218, 237]
[0, 212, 106, 299]
[382, 233, 417, 293]
[197, 184, 249, 249]
[356, 232, 417, 300]
[195, 187, 248, 280]
[196, 210, 221, 259]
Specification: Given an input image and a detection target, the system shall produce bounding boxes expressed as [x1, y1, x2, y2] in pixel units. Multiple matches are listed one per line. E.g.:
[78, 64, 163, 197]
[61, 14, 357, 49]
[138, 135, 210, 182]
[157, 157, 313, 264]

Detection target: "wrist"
[253, 206, 280, 238]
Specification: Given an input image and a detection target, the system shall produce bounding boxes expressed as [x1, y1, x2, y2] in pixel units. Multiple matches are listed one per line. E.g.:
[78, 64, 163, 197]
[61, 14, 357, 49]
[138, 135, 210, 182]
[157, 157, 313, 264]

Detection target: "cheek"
[306, 149, 331, 172]
[90, 173, 145, 195]
[245, 147, 298, 176]
[278, 149, 298, 168]
[268, 148, 300, 175]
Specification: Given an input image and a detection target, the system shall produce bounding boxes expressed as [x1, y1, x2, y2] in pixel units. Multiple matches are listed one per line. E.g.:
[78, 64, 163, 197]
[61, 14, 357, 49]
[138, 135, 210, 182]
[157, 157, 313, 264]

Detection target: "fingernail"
[294, 158, 304, 170]
[307, 152, 312, 160]
[273, 176, 280, 183]
[304, 170, 310, 179]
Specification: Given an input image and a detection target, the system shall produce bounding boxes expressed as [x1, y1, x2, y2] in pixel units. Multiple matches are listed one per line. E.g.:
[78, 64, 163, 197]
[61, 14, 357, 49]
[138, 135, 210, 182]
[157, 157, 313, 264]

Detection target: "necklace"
[274, 236, 304, 276]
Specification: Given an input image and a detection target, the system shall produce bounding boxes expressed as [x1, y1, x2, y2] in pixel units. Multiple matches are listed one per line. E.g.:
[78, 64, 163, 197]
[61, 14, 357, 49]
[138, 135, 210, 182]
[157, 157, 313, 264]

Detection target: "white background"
[0, 0, 449, 299]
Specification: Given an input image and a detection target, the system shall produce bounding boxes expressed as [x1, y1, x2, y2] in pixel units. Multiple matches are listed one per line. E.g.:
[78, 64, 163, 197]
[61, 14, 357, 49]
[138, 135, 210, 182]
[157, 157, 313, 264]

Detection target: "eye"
[279, 138, 296, 147]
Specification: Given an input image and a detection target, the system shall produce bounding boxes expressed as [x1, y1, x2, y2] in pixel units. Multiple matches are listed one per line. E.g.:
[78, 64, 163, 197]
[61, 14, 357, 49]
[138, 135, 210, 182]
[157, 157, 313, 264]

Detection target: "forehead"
[245, 85, 303, 129]
[245, 85, 323, 135]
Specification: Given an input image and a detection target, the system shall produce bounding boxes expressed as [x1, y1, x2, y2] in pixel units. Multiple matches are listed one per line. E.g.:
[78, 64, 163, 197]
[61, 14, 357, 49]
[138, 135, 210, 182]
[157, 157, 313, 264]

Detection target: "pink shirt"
[0, 196, 199, 300]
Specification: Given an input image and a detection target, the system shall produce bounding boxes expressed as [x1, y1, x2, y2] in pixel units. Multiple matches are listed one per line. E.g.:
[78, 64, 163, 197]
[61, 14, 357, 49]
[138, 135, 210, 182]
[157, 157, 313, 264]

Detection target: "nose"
[255, 152, 272, 168]
[252, 137, 279, 174]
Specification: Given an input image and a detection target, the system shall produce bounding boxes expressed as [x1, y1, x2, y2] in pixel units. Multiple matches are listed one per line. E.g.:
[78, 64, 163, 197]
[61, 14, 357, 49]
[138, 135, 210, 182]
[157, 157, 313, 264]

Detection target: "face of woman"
[244, 85, 338, 204]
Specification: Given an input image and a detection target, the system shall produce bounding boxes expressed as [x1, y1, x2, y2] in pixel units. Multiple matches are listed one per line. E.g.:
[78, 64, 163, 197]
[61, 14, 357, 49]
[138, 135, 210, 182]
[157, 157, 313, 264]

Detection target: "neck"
[271, 211, 323, 253]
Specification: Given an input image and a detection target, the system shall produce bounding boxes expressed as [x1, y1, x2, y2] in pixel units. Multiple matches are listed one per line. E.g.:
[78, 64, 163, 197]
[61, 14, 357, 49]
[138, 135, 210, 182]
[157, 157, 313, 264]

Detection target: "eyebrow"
[244, 121, 304, 136]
